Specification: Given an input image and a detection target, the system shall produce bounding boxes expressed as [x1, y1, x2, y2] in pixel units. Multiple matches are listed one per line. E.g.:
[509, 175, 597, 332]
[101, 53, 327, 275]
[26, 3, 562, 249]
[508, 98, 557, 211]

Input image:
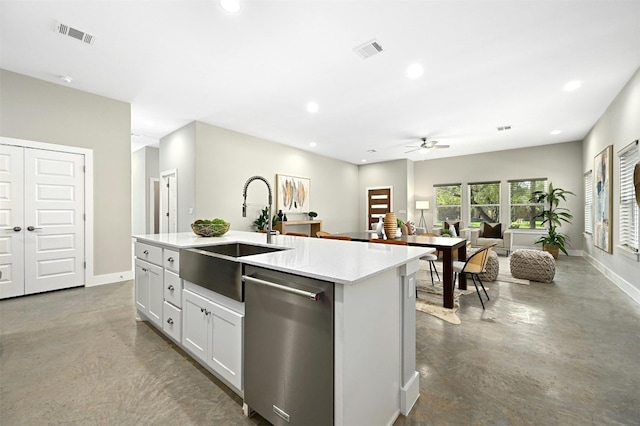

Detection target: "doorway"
[0, 144, 85, 298]
[366, 187, 392, 230]
[160, 169, 177, 233]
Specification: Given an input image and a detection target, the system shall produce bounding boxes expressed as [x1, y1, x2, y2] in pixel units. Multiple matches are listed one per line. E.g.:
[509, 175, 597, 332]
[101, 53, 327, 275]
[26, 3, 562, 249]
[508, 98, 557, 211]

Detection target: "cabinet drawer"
[135, 242, 163, 266]
[164, 249, 180, 272]
[164, 270, 182, 308]
[163, 301, 182, 342]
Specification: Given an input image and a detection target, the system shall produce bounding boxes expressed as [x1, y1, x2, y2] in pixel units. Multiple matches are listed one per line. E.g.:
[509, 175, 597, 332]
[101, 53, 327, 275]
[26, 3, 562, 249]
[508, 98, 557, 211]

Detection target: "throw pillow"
[450, 225, 457, 237]
[444, 221, 461, 235]
[482, 222, 502, 238]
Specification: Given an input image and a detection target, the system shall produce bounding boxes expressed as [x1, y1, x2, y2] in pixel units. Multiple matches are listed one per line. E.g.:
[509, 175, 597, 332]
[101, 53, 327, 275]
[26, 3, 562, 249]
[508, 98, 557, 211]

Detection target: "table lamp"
[416, 200, 429, 230]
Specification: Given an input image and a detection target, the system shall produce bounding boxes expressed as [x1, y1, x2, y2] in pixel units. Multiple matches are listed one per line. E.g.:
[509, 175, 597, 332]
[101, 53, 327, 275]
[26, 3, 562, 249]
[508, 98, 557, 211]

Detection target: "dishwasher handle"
[242, 275, 322, 301]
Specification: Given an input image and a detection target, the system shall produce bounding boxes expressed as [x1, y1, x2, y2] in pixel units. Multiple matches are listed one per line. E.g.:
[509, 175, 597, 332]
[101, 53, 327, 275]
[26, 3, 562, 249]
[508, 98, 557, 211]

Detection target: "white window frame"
[468, 181, 500, 228]
[434, 183, 462, 225]
[584, 171, 593, 235]
[508, 178, 548, 230]
[617, 140, 639, 256]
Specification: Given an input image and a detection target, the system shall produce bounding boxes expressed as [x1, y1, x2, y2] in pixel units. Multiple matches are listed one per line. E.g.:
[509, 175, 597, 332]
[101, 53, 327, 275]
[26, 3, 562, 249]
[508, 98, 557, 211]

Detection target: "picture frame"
[276, 174, 310, 214]
[594, 145, 613, 253]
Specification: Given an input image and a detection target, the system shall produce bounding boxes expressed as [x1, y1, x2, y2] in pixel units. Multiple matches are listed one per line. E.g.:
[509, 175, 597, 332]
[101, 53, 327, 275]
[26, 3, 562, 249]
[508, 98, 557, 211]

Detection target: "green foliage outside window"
[509, 179, 547, 229]
[435, 184, 461, 223]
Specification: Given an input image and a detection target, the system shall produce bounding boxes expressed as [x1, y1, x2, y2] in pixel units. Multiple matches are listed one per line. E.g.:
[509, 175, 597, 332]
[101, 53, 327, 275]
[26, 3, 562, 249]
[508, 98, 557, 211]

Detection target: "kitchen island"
[133, 230, 433, 426]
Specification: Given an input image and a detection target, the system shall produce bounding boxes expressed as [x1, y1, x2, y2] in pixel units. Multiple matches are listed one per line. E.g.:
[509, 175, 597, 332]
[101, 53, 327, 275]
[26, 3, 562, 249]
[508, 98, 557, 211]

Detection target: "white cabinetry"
[135, 258, 163, 327]
[183, 288, 243, 391]
[134, 242, 182, 337]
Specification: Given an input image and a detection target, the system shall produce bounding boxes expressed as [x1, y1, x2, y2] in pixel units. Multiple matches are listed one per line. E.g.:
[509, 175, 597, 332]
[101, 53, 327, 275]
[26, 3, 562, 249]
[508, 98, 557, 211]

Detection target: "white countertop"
[133, 230, 434, 285]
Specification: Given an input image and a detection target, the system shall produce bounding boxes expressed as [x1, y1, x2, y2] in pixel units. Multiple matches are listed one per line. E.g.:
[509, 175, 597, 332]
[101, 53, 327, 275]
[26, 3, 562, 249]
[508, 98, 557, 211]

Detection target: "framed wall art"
[276, 174, 310, 214]
[594, 145, 613, 253]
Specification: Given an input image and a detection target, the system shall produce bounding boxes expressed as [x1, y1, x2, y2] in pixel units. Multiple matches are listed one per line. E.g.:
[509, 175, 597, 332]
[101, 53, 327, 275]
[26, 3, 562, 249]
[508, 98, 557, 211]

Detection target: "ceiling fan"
[405, 137, 450, 154]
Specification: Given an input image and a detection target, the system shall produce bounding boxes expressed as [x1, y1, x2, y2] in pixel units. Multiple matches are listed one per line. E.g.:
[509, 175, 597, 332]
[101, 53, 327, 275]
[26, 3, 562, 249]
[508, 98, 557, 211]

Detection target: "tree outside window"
[469, 182, 500, 227]
[434, 184, 461, 224]
[509, 179, 547, 229]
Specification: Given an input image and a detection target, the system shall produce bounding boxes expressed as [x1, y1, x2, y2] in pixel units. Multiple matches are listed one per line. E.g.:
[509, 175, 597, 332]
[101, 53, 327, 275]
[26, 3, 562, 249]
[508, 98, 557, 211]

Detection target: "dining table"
[337, 232, 468, 309]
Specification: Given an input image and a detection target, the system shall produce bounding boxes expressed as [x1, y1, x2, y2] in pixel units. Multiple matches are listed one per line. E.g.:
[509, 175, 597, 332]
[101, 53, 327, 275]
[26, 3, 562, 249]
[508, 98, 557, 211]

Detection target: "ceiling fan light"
[418, 147, 429, 155]
[220, 0, 241, 14]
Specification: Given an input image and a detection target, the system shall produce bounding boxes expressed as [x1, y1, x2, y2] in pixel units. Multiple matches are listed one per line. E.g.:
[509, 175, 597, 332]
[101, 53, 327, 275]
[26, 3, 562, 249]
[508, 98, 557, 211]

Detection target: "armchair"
[469, 222, 513, 256]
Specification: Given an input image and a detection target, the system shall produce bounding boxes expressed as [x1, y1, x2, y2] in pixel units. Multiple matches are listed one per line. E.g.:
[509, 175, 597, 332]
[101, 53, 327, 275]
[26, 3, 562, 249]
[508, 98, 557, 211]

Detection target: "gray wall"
[132, 146, 159, 235]
[0, 69, 132, 277]
[159, 122, 196, 232]
[582, 67, 640, 299]
[413, 141, 584, 249]
[194, 122, 360, 234]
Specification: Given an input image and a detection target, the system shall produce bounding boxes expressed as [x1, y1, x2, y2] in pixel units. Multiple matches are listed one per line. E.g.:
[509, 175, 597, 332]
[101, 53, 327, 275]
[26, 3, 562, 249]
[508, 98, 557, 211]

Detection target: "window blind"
[584, 171, 593, 234]
[619, 140, 639, 252]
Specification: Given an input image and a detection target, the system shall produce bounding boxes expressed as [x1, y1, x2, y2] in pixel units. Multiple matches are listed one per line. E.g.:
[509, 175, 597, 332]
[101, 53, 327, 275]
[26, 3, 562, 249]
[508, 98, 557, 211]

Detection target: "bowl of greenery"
[191, 218, 230, 237]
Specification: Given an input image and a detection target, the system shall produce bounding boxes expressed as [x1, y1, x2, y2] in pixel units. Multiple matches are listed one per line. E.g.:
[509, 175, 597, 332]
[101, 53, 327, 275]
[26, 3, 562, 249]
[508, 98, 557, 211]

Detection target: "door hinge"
[166, 183, 169, 188]
[83, 213, 86, 221]
[83, 165, 86, 173]
[166, 212, 170, 217]
[83, 261, 86, 269]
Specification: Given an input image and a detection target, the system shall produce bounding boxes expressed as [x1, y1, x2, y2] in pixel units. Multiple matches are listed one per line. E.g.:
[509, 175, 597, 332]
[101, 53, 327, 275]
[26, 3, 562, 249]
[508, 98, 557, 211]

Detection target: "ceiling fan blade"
[431, 144, 450, 149]
[404, 147, 421, 153]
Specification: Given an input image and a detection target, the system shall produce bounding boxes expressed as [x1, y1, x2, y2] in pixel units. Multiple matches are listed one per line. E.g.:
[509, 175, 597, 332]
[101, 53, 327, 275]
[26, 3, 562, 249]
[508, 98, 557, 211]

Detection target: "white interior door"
[0, 145, 25, 298]
[23, 148, 85, 295]
[160, 169, 177, 233]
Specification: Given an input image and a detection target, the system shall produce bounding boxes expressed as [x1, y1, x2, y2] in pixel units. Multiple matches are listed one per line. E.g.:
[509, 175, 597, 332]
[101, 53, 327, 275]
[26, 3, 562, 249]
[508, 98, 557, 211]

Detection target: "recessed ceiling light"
[407, 64, 424, 79]
[58, 75, 72, 83]
[361, 159, 367, 163]
[306, 102, 319, 113]
[309, 142, 317, 147]
[219, 0, 240, 13]
[563, 80, 581, 92]
[550, 129, 562, 135]
[367, 149, 377, 153]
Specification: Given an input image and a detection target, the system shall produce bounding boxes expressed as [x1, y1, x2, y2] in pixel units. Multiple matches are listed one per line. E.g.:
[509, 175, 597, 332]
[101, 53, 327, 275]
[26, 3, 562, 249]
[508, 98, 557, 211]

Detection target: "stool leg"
[431, 261, 440, 282]
[428, 261, 435, 285]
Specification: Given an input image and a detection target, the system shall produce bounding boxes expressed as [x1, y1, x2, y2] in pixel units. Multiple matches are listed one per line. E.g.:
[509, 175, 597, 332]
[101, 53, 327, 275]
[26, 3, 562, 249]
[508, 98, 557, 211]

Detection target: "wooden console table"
[274, 220, 322, 237]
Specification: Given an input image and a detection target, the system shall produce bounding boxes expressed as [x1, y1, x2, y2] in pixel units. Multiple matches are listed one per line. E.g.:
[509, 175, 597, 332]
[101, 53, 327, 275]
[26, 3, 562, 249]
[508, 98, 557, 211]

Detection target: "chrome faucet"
[242, 175, 274, 244]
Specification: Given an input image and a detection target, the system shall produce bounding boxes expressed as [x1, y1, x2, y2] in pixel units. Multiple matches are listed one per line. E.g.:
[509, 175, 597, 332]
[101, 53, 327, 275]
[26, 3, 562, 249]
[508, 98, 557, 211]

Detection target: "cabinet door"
[147, 262, 163, 327]
[182, 289, 210, 364]
[135, 259, 163, 327]
[134, 259, 150, 312]
[209, 301, 244, 391]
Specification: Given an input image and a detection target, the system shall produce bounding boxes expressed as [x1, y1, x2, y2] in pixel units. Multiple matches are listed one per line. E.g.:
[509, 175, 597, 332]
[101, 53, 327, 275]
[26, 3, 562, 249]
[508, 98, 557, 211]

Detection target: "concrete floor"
[1, 255, 639, 425]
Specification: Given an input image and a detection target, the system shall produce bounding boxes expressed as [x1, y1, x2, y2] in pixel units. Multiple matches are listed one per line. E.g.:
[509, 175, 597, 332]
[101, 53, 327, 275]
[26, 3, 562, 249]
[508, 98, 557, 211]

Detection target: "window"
[434, 184, 461, 224]
[584, 171, 593, 234]
[468, 181, 500, 227]
[509, 178, 547, 229]
[618, 140, 639, 253]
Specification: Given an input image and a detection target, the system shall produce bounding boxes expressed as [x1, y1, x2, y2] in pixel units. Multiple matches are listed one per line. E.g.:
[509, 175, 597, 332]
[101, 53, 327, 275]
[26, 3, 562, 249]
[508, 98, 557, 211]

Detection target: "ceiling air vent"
[55, 21, 95, 45]
[354, 39, 384, 59]
[497, 125, 512, 132]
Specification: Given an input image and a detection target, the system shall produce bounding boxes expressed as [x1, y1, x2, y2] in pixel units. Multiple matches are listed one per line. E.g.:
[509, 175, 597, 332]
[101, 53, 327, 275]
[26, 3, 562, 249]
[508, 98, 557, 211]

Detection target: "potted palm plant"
[531, 183, 575, 258]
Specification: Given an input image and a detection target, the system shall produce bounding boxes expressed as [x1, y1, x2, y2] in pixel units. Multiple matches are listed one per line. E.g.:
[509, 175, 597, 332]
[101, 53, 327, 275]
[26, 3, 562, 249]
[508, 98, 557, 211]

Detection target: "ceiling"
[1, 1, 639, 164]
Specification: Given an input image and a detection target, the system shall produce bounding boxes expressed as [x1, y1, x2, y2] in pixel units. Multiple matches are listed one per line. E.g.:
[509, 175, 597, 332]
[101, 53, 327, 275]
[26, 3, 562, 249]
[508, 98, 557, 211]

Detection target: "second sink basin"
[196, 242, 286, 258]
[180, 242, 287, 302]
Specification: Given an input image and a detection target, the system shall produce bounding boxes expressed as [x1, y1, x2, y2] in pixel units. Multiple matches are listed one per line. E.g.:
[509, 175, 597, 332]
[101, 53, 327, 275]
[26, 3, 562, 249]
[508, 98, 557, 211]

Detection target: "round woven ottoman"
[467, 247, 499, 282]
[510, 249, 555, 282]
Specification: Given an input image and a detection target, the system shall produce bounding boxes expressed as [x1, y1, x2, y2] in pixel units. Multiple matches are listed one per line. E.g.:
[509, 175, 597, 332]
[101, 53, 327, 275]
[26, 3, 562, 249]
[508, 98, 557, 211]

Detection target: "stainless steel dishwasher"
[243, 265, 334, 426]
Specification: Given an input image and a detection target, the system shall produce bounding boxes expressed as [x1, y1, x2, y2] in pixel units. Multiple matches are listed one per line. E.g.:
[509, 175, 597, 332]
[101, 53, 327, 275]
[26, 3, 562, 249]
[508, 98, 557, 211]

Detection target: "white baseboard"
[400, 371, 420, 416]
[86, 270, 134, 287]
[583, 253, 640, 305]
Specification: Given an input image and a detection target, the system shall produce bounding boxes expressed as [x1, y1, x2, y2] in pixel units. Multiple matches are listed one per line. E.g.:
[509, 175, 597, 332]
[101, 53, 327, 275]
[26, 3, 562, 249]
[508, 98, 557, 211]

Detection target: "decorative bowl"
[191, 222, 230, 237]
